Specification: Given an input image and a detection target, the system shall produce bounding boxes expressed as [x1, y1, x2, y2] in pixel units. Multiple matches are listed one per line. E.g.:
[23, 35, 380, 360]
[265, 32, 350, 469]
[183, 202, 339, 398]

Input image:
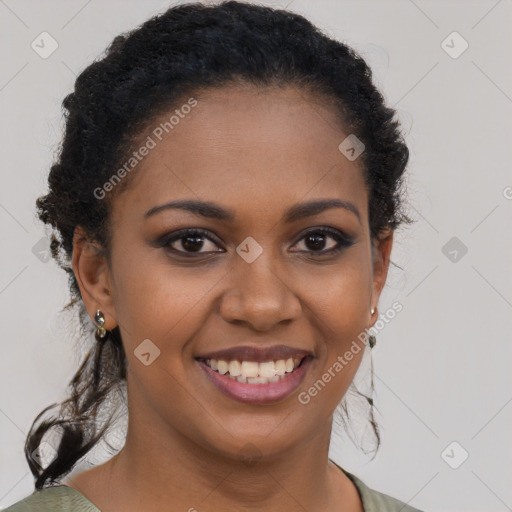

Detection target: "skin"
[65, 84, 393, 512]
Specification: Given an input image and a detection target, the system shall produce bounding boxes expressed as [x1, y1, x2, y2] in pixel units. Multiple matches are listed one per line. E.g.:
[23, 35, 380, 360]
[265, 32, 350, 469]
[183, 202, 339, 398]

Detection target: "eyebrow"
[144, 198, 361, 224]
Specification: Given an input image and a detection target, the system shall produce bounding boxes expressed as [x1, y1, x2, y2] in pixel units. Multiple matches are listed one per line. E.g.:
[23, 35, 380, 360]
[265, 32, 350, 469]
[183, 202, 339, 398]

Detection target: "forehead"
[111, 85, 368, 227]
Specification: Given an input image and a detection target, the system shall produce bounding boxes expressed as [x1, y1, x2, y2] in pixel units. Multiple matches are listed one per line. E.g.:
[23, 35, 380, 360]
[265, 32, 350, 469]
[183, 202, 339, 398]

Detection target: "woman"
[5, 1, 421, 510]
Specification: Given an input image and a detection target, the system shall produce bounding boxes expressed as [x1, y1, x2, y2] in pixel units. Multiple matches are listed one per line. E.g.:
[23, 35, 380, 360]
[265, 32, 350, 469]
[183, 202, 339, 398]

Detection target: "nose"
[219, 256, 302, 331]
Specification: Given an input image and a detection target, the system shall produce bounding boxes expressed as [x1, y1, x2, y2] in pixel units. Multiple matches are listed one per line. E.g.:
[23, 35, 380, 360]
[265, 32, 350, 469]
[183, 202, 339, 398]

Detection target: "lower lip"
[197, 357, 313, 405]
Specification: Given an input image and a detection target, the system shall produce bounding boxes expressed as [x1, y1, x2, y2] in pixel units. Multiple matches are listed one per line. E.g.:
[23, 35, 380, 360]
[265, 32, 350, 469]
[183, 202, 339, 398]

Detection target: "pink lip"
[197, 356, 313, 405]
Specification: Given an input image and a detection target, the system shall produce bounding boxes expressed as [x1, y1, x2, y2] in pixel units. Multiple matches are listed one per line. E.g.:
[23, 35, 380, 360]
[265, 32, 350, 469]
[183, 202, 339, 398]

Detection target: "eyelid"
[292, 226, 354, 245]
[155, 228, 224, 251]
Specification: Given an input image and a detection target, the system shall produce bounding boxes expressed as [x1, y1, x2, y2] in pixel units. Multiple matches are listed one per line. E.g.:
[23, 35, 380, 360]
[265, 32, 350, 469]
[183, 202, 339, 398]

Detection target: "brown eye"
[292, 228, 355, 255]
[158, 229, 224, 256]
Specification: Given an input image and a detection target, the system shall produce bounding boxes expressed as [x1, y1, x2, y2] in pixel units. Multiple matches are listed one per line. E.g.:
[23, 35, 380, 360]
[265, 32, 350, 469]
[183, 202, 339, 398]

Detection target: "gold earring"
[94, 309, 109, 342]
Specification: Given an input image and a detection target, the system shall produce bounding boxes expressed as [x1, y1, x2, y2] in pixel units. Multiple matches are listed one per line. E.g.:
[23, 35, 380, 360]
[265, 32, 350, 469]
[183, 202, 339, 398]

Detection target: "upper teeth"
[207, 358, 301, 378]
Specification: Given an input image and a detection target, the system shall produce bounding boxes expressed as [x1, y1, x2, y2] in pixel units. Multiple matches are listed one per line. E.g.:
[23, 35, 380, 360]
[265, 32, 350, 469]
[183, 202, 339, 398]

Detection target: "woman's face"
[76, 84, 392, 461]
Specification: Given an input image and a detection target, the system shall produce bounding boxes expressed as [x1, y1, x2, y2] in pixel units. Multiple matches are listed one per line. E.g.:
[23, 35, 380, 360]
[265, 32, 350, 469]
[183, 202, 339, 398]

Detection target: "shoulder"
[344, 470, 425, 512]
[3, 485, 100, 512]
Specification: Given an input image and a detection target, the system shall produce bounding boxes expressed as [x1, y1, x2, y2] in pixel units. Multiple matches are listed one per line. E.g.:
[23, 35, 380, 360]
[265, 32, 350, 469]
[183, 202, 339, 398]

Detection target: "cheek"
[298, 256, 371, 398]
[110, 242, 219, 341]
[301, 253, 372, 332]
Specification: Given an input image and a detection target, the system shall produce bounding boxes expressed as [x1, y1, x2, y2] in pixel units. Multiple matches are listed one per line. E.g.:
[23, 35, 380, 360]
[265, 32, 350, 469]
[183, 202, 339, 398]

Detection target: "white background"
[1, 1, 511, 511]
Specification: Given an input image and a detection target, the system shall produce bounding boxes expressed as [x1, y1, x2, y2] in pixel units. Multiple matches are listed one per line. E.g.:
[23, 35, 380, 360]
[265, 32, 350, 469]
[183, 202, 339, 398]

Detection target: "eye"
[156, 226, 355, 258]
[291, 227, 355, 255]
[158, 229, 223, 256]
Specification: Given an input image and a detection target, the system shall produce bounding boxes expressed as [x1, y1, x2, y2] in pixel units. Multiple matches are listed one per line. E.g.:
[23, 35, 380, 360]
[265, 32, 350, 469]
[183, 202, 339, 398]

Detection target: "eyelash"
[157, 227, 355, 258]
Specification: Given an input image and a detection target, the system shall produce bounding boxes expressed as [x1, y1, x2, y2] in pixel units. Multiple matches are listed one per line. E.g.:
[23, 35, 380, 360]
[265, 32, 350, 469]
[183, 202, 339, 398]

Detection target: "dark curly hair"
[27, 0, 412, 489]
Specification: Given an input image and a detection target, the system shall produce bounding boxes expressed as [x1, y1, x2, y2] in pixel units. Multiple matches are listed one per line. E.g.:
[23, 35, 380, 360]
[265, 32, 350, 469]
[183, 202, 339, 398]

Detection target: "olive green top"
[4, 464, 423, 511]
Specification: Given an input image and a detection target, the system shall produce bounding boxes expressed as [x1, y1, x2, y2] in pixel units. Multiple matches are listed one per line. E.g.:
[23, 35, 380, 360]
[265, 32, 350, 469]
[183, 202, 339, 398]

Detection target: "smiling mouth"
[197, 357, 307, 384]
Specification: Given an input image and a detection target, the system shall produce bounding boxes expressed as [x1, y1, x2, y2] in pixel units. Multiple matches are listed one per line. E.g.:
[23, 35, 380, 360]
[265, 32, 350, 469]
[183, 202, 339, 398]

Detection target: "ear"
[369, 226, 394, 324]
[72, 225, 118, 331]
